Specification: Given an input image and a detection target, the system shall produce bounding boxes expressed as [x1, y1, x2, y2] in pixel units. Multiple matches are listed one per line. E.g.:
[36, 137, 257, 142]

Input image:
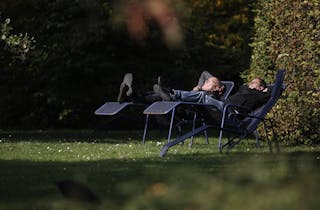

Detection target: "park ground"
[0, 129, 319, 210]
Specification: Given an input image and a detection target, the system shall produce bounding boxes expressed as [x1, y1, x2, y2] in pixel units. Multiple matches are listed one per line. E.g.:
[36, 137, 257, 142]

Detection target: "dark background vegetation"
[0, 0, 253, 129]
[0, 0, 319, 144]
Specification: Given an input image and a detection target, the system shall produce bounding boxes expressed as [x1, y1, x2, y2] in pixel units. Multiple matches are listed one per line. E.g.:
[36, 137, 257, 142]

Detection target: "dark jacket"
[203, 90, 221, 100]
[224, 85, 271, 112]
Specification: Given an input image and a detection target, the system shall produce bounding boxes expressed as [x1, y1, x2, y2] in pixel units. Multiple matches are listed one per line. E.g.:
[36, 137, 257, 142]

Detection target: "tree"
[0, 0, 254, 128]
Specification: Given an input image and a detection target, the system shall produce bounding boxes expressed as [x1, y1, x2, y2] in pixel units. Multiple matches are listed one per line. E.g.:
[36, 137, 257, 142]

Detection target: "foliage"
[181, 0, 253, 79]
[0, 0, 253, 128]
[244, 0, 320, 144]
[0, 16, 35, 61]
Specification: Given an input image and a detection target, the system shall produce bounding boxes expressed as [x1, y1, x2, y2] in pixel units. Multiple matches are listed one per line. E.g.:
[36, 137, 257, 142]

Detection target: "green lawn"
[0, 130, 319, 210]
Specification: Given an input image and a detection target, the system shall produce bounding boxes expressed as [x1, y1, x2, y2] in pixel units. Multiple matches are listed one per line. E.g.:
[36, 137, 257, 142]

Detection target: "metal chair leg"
[263, 122, 273, 153]
[142, 114, 149, 144]
[189, 112, 197, 147]
[167, 108, 176, 143]
[201, 117, 209, 144]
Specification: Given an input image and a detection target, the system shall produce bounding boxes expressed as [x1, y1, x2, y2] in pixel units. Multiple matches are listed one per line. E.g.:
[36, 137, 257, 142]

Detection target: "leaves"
[0, 17, 36, 61]
[0, 0, 254, 128]
[245, 0, 320, 144]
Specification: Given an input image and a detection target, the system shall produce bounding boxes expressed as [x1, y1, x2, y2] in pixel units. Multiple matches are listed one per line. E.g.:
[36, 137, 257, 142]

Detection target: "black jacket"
[224, 85, 271, 112]
[203, 90, 221, 100]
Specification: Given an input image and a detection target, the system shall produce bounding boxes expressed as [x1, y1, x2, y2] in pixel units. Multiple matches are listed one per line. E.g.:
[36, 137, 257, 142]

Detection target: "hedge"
[244, 0, 320, 144]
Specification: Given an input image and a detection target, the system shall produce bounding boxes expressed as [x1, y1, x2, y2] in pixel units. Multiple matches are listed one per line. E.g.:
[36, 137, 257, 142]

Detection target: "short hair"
[257, 78, 267, 89]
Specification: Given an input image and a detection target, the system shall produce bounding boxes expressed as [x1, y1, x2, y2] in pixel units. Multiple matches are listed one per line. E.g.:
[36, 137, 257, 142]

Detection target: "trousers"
[172, 90, 224, 111]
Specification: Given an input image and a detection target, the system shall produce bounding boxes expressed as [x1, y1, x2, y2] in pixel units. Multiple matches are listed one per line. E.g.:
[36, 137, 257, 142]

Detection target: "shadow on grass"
[1, 130, 320, 209]
[1, 151, 320, 208]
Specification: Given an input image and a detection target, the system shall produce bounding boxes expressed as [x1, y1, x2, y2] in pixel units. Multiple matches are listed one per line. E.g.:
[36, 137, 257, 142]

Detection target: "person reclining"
[154, 77, 271, 113]
[117, 71, 225, 103]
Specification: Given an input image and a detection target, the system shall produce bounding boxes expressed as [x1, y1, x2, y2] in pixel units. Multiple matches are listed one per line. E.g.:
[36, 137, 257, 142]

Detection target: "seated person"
[223, 78, 270, 112]
[193, 70, 225, 96]
[117, 71, 225, 103]
[154, 77, 271, 113]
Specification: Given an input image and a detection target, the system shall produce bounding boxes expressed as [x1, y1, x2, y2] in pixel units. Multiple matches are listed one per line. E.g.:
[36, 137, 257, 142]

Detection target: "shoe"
[117, 73, 133, 103]
[153, 84, 171, 101]
[117, 84, 129, 103]
[123, 73, 133, 96]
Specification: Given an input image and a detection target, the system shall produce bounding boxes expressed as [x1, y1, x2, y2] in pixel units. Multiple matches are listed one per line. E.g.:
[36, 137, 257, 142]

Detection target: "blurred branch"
[112, 0, 184, 48]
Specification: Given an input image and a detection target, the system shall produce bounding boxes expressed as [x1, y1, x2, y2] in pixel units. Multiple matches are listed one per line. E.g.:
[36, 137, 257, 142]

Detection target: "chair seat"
[95, 102, 133, 115]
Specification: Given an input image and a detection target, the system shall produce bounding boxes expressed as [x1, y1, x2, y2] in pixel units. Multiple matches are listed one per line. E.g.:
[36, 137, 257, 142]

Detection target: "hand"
[192, 86, 201, 91]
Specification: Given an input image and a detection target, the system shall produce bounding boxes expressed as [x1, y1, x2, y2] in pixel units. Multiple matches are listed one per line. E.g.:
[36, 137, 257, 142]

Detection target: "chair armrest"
[223, 104, 268, 124]
[222, 104, 251, 115]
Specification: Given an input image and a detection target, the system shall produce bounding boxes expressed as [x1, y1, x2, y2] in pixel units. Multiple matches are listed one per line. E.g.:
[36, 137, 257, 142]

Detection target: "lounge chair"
[95, 80, 234, 141]
[157, 69, 286, 157]
[142, 81, 235, 144]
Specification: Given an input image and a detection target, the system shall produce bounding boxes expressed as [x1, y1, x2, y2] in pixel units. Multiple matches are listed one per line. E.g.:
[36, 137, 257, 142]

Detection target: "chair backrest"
[220, 81, 235, 100]
[245, 69, 286, 134]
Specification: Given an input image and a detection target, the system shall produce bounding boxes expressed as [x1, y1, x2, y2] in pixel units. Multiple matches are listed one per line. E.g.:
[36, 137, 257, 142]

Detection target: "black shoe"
[117, 85, 130, 103]
[153, 84, 171, 101]
[117, 73, 133, 103]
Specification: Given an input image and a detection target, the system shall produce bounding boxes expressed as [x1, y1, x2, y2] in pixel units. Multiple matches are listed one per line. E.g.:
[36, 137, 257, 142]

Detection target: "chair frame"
[142, 81, 235, 144]
[158, 69, 286, 157]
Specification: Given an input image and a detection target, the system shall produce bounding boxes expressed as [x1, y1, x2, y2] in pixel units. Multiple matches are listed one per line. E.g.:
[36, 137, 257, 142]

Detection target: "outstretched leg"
[153, 84, 172, 101]
[117, 73, 133, 102]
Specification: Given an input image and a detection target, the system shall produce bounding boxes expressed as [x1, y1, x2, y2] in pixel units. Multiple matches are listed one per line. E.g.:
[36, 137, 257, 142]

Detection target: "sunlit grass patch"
[0, 130, 319, 210]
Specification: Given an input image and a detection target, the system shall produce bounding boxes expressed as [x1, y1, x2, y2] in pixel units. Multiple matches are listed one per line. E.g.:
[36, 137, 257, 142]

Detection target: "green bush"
[244, 0, 320, 144]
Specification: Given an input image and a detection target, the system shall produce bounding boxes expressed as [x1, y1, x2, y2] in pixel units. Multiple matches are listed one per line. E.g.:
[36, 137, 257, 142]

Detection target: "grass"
[0, 129, 320, 210]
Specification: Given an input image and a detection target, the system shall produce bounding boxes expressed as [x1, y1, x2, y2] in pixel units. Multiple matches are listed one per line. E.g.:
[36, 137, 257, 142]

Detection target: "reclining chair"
[95, 80, 234, 143]
[157, 69, 286, 157]
[142, 81, 235, 144]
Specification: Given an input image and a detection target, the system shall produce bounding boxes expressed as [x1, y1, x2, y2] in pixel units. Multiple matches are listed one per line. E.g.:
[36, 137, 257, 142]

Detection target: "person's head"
[248, 78, 267, 91]
[202, 76, 224, 94]
[207, 76, 221, 87]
